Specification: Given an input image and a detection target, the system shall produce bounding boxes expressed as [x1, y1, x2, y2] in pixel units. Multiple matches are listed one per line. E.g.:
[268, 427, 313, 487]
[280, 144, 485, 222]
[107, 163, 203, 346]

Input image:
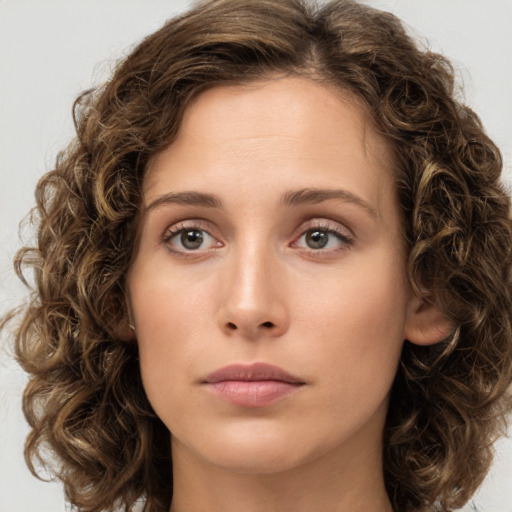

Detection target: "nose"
[216, 244, 289, 340]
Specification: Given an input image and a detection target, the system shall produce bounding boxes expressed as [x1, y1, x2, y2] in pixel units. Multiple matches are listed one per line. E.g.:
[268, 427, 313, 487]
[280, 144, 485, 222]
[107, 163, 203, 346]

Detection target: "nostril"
[227, 322, 237, 330]
[261, 321, 274, 328]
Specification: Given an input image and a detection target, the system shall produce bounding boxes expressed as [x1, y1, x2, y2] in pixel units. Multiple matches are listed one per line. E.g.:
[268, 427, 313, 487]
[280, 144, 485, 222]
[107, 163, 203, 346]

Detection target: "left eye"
[296, 228, 349, 250]
[165, 228, 218, 251]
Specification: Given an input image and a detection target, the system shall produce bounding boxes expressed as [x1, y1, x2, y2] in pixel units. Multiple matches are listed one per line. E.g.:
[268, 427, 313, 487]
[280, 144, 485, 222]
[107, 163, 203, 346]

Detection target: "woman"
[3, 1, 511, 511]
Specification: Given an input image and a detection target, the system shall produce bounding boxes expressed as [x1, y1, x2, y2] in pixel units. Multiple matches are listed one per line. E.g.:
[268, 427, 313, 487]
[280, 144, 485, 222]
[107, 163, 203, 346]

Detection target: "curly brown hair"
[3, 0, 512, 511]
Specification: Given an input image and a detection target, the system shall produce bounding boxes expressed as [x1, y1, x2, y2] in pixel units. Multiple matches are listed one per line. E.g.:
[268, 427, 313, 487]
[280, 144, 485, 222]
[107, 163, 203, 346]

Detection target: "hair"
[3, 0, 511, 511]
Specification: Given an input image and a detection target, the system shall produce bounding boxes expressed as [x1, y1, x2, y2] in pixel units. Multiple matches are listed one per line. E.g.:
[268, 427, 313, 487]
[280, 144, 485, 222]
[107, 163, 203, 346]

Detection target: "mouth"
[202, 362, 306, 407]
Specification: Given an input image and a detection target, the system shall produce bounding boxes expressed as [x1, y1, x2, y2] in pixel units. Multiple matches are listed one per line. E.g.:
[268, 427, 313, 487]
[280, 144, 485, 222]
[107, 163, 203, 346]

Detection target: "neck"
[169, 425, 394, 512]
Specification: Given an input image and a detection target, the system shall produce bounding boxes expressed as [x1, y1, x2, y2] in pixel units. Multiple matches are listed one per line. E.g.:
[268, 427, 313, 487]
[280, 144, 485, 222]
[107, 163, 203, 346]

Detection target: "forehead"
[141, 77, 402, 238]
[145, 77, 394, 192]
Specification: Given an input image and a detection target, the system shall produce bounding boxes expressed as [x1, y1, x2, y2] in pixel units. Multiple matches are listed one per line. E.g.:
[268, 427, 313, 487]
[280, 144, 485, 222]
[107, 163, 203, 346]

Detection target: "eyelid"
[290, 218, 354, 252]
[161, 220, 222, 254]
[295, 218, 354, 240]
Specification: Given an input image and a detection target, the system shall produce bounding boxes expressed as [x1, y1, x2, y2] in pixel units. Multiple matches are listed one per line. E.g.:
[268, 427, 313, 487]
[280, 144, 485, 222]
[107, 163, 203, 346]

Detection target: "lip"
[202, 363, 305, 407]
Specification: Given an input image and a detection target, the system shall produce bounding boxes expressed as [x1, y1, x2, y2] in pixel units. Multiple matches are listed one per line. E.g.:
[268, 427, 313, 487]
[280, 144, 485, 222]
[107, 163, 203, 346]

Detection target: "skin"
[127, 76, 449, 512]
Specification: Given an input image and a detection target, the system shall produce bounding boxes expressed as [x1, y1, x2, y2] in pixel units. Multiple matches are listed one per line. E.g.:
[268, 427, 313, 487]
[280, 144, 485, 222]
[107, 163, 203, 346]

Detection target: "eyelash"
[161, 222, 220, 254]
[292, 222, 354, 255]
[161, 220, 354, 256]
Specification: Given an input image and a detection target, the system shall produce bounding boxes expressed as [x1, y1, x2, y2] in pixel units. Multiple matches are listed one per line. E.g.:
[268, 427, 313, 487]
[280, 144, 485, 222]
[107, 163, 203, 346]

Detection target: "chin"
[203, 447, 309, 476]
[172, 418, 339, 476]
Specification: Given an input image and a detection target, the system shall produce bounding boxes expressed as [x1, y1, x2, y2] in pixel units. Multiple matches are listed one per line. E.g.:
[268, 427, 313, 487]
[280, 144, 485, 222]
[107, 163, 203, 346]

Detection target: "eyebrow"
[145, 191, 222, 211]
[145, 187, 376, 218]
[281, 188, 377, 219]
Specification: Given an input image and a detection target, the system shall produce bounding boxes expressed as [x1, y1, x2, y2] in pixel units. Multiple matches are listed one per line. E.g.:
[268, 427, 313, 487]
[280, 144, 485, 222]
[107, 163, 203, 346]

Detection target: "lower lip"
[205, 380, 303, 407]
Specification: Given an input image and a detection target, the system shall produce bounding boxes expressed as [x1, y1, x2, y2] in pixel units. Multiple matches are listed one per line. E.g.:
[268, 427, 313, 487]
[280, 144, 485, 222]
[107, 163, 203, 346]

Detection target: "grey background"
[1, 1, 511, 510]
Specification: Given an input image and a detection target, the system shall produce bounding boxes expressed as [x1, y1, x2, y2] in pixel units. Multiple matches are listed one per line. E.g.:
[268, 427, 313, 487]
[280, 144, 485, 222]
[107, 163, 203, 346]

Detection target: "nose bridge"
[217, 232, 288, 338]
[234, 242, 271, 310]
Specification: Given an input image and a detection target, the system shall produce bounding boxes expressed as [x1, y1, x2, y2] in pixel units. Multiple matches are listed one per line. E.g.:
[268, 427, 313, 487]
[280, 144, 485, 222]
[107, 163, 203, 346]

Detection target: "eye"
[163, 226, 220, 252]
[294, 225, 353, 252]
[304, 229, 331, 249]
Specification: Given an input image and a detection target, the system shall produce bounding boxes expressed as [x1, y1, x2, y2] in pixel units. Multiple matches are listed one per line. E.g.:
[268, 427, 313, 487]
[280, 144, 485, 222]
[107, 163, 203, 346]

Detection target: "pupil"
[306, 230, 328, 249]
[181, 230, 203, 249]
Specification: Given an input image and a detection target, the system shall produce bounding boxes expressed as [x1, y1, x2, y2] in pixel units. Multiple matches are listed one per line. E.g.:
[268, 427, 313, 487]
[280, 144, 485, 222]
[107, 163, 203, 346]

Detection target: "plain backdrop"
[1, 1, 511, 511]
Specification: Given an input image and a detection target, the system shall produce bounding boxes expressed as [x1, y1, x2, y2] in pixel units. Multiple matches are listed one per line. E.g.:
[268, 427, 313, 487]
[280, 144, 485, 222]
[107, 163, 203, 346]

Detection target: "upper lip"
[203, 363, 304, 384]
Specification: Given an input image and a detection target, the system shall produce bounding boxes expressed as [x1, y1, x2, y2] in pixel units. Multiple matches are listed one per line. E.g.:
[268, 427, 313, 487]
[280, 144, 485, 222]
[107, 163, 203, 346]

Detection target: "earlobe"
[404, 292, 453, 346]
[115, 317, 137, 342]
[114, 292, 137, 342]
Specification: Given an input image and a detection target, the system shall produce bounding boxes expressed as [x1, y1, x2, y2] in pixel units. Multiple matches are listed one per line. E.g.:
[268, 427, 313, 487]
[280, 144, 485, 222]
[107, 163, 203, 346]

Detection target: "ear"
[113, 292, 137, 342]
[115, 316, 137, 342]
[404, 291, 453, 346]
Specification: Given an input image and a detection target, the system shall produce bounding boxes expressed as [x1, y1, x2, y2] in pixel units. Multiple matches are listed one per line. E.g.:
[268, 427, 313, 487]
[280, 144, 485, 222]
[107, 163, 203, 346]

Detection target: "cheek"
[293, 257, 408, 383]
[128, 266, 213, 397]
[130, 255, 215, 335]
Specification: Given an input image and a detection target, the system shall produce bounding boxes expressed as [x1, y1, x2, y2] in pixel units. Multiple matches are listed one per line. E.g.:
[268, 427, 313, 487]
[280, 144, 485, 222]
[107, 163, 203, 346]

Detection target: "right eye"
[163, 226, 221, 253]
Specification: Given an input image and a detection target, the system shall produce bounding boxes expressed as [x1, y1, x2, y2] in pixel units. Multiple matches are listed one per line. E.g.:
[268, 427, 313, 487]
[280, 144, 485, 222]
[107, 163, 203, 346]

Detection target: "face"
[127, 77, 414, 476]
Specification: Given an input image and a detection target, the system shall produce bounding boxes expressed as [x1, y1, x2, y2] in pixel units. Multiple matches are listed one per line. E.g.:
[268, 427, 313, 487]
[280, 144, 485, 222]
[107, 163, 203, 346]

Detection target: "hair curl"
[3, 1, 512, 511]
